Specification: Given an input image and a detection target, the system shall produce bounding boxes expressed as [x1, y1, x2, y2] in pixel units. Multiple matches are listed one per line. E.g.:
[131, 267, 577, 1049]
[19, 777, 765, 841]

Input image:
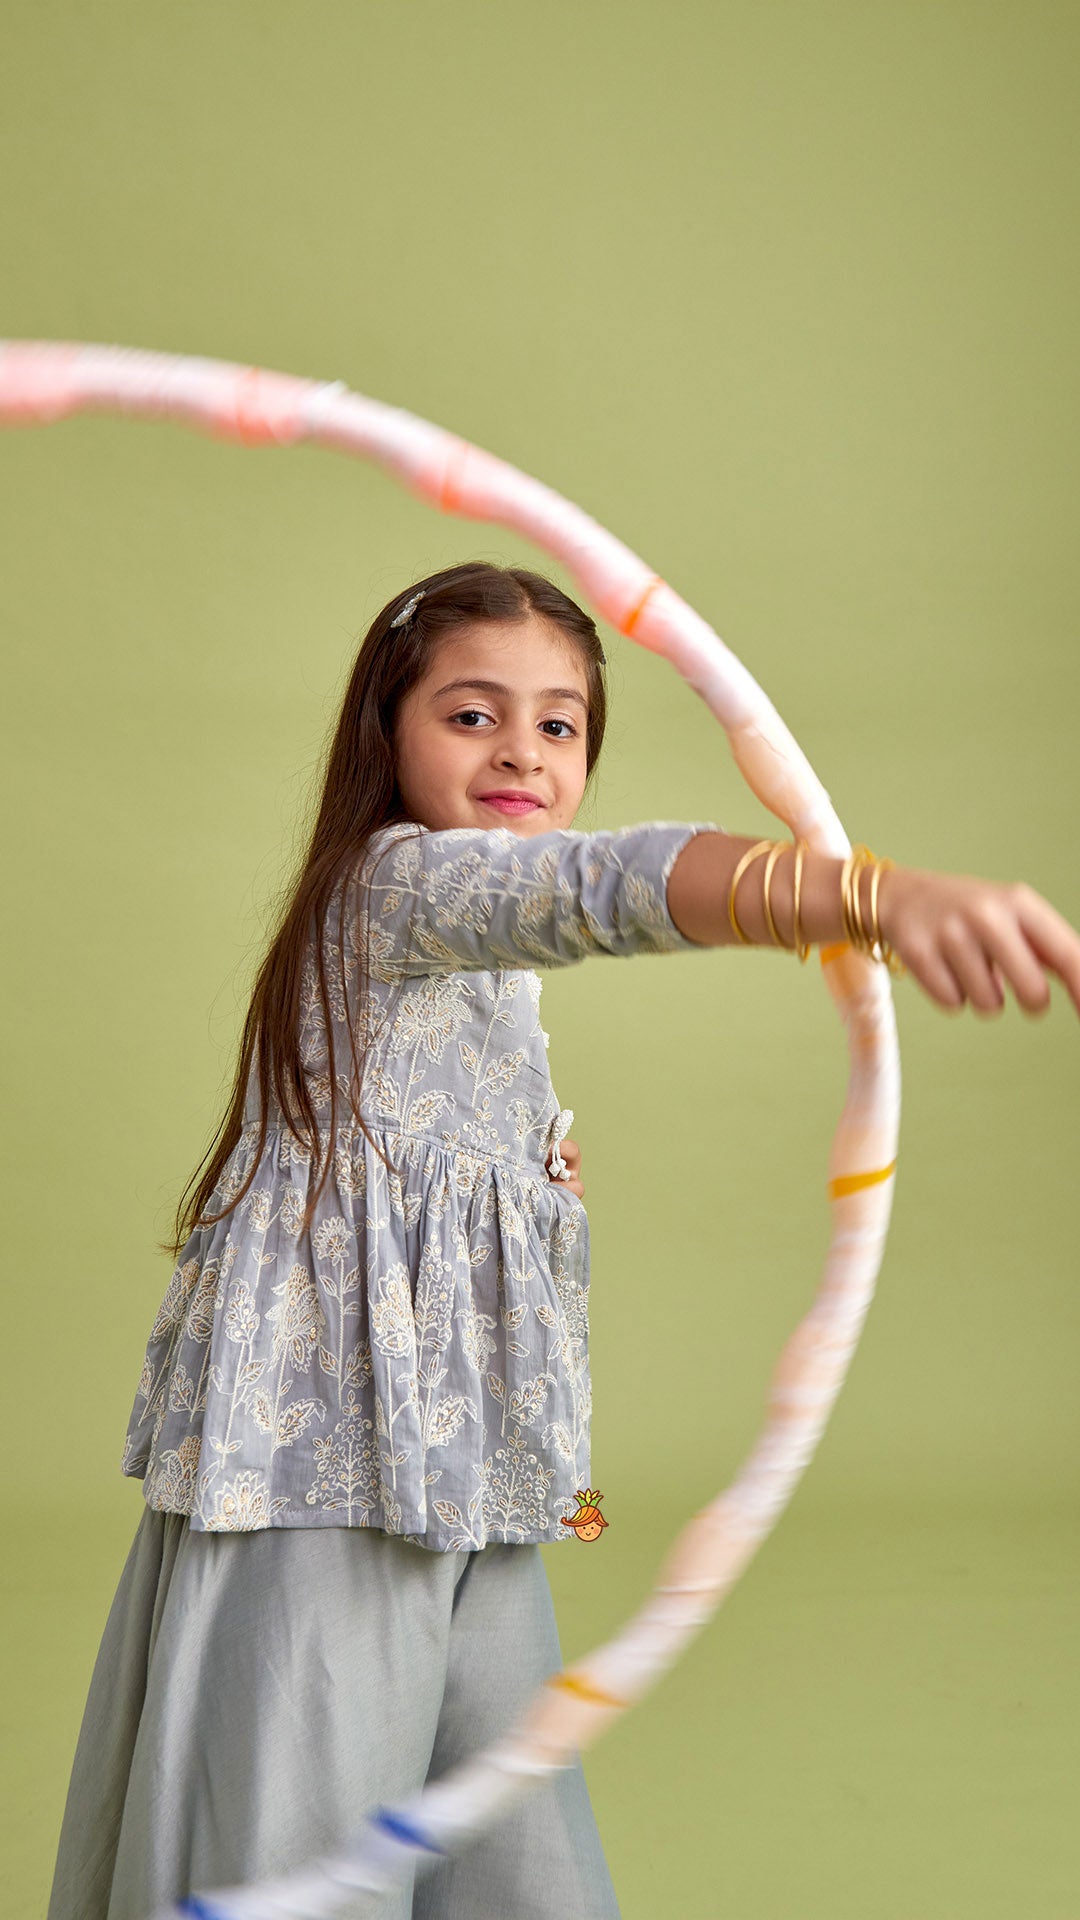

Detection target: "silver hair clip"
[390, 589, 426, 628]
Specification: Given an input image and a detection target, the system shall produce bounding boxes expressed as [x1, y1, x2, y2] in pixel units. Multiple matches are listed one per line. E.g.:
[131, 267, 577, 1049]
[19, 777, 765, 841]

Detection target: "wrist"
[773, 846, 902, 958]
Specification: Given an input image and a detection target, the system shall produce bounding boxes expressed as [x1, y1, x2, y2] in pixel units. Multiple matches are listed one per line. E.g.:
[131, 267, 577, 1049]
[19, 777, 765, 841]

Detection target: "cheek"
[436, 728, 483, 779]
[406, 725, 470, 791]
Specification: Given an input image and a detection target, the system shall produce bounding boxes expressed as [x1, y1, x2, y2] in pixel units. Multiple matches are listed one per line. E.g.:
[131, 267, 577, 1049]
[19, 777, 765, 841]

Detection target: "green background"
[3, 3, 1077, 1914]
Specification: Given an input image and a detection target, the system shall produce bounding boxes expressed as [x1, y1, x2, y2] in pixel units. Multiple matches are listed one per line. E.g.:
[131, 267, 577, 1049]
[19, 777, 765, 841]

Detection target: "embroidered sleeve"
[349, 819, 721, 979]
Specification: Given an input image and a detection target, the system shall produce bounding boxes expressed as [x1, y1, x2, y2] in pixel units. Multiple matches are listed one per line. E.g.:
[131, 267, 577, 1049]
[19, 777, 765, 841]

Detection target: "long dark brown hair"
[158, 560, 609, 1261]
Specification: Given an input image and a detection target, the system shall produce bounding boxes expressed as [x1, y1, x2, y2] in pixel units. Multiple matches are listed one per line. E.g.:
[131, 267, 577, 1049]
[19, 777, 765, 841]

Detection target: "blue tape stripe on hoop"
[370, 1806, 448, 1855]
[169, 1813, 448, 1916]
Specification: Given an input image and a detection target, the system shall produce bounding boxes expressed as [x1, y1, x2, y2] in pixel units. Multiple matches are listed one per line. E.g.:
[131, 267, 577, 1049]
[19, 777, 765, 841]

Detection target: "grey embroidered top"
[121, 817, 718, 1550]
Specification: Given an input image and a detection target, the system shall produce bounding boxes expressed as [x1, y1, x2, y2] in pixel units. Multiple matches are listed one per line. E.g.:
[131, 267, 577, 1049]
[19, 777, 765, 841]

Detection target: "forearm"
[665, 830, 880, 950]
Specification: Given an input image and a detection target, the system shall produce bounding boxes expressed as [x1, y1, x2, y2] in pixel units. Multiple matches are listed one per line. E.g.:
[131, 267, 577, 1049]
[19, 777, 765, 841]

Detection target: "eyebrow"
[431, 677, 589, 713]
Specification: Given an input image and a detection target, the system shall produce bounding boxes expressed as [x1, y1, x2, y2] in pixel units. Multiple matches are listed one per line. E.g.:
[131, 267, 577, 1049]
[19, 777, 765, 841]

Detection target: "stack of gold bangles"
[727, 838, 906, 977]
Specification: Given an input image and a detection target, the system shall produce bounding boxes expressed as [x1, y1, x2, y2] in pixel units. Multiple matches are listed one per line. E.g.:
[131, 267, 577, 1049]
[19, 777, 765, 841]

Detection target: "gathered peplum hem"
[121, 1114, 592, 1551]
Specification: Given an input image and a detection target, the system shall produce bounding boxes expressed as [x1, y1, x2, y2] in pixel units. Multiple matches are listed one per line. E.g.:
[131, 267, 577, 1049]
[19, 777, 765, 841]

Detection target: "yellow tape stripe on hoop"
[547, 1670, 628, 1710]
[828, 1161, 897, 1200]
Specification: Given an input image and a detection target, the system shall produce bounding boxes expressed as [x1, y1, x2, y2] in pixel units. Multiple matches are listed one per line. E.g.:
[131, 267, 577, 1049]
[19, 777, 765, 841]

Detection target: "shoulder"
[358, 820, 533, 883]
[353, 821, 426, 886]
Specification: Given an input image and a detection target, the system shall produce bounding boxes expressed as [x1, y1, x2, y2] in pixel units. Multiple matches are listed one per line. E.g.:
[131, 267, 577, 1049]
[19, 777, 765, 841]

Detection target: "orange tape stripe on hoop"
[621, 573, 665, 636]
[233, 366, 278, 447]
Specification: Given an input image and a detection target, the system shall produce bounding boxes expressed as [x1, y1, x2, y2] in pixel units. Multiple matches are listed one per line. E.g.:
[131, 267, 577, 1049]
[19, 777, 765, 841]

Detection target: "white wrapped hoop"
[0, 340, 901, 1920]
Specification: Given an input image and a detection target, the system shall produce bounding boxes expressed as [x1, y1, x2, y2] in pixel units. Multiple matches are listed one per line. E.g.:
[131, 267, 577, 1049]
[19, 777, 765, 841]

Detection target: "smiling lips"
[476, 791, 545, 816]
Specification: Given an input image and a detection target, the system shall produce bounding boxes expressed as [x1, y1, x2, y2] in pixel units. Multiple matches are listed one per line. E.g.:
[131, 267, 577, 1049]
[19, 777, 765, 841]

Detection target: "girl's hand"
[546, 1135, 585, 1199]
[877, 867, 1080, 1018]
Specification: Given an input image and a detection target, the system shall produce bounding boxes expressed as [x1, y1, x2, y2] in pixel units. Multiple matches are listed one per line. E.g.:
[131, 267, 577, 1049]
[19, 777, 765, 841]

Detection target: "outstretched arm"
[666, 831, 1080, 1019]
[353, 818, 720, 978]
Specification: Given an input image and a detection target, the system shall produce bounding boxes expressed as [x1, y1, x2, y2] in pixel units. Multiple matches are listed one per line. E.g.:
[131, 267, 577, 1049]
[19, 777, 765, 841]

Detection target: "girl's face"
[391, 616, 591, 835]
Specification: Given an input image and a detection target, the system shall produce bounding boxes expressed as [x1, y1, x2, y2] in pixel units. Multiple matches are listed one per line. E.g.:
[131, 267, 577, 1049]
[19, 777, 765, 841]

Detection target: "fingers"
[1010, 886, 1080, 1016]
[973, 905, 1053, 1016]
[904, 891, 1073, 1019]
[938, 917, 1006, 1016]
[880, 868, 1080, 1019]
[901, 930, 971, 1014]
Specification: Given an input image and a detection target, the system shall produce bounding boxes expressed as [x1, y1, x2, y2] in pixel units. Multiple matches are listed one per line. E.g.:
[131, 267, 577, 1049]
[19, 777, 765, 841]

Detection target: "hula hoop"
[0, 340, 901, 1919]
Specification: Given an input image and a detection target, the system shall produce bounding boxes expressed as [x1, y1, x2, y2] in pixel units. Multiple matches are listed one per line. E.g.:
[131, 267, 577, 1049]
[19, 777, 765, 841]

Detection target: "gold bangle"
[766, 837, 811, 960]
[870, 855, 906, 977]
[731, 835, 814, 958]
[840, 844, 907, 976]
[841, 844, 870, 953]
[840, 849, 855, 948]
[732, 833, 905, 972]
[791, 837, 810, 962]
[762, 840, 788, 949]
[868, 854, 887, 959]
[853, 844, 876, 952]
[728, 839, 775, 945]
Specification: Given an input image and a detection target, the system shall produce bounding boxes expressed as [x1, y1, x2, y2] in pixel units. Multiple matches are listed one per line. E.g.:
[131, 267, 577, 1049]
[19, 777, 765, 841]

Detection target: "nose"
[493, 714, 544, 774]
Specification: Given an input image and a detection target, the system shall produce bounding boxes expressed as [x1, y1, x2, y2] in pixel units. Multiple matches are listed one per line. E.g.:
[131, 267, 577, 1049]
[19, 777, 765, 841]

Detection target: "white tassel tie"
[547, 1108, 574, 1181]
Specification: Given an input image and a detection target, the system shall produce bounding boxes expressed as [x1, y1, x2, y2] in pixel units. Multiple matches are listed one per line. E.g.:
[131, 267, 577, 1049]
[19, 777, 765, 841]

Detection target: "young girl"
[47, 560, 1080, 1920]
